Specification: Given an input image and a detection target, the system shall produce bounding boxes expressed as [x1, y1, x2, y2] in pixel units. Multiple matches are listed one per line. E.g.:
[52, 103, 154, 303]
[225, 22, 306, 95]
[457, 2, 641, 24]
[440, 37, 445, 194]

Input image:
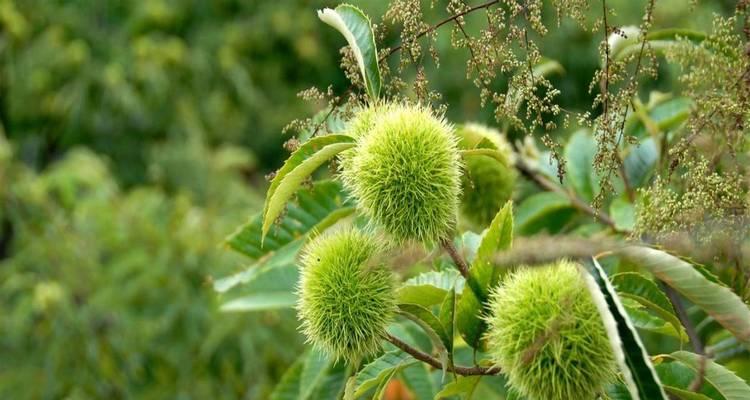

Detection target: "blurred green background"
[0, 0, 737, 399]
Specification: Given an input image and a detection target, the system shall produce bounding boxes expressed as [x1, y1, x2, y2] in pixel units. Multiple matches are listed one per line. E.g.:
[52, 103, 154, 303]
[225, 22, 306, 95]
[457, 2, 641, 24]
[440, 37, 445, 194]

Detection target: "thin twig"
[380, 0, 500, 62]
[659, 282, 707, 392]
[492, 235, 622, 268]
[659, 283, 704, 353]
[514, 158, 626, 233]
[440, 238, 485, 301]
[385, 333, 501, 376]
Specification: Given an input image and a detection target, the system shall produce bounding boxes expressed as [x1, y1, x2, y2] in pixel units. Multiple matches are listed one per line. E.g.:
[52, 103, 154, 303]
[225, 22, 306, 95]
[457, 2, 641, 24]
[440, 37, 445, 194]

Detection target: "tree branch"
[384, 333, 501, 376]
[659, 282, 707, 392]
[380, 0, 500, 62]
[513, 158, 627, 234]
[440, 238, 485, 301]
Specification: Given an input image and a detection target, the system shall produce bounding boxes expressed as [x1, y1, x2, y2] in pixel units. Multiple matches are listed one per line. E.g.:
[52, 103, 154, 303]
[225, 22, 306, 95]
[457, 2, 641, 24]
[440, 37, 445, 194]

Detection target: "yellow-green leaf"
[262, 134, 355, 240]
[318, 4, 381, 100]
[620, 246, 750, 350]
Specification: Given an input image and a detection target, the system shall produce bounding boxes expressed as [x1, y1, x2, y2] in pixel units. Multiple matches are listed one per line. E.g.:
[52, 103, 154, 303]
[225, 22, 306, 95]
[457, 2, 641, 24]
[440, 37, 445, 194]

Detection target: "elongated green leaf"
[215, 240, 302, 294]
[620, 246, 750, 350]
[457, 202, 513, 350]
[439, 288, 456, 349]
[219, 292, 296, 312]
[460, 231, 483, 264]
[612, 272, 684, 339]
[434, 376, 482, 399]
[262, 135, 355, 239]
[318, 4, 381, 99]
[218, 262, 299, 312]
[623, 301, 685, 340]
[398, 303, 451, 358]
[666, 351, 750, 400]
[404, 270, 462, 290]
[656, 358, 721, 399]
[615, 29, 707, 61]
[271, 356, 305, 400]
[623, 137, 659, 189]
[627, 97, 692, 139]
[310, 363, 348, 400]
[514, 191, 573, 235]
[610, 196, 636, 232]
[564, 129, 599, 202]
[398, 284, 449, 308]
[398, 269, 463, 307]
[474, 202, 514, 275]
[353, 351, 416, 398]
[300, 348, 332, 400]
[583, 258, 668, 400]
[372, 367, 398, 400]
[401, 363, 436, 400]
[439, 286, 457, 374]
[663, 386, 712, 400]
[229, 179, 350, 260]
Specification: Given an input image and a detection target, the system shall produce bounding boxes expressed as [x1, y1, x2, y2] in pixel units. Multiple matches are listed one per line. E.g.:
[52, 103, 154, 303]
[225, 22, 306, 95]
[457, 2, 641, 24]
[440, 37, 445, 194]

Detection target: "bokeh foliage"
[1, 0, 749, 399]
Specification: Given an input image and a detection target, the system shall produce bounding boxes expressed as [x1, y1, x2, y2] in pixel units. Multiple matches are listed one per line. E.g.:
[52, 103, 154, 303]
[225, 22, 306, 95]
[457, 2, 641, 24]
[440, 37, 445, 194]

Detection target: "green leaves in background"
[270, 349, 336, 400]
[623, 137, 659, 189]
[216, 179, 352, 301]
[226, 180, 352, 261]
[261, 134, 355, 240]
[457, 202, 513, 350]
[584, 258, 668, 400]
[656, 351, 750, 400]
[220, 292, 297, 313]
[620, 246, 750, 350]
[217, 260, 299, 313]
[514, 191, 573, 235]
[439, 287, 457, 375]
[434, 376, 482, 399]
[318, 4, 381, 100]
[401, 362, 436, 399]
[348, 350, 416, 399]
[398, 270, 462, 308]
[612, 272, 685, 340]
[398, 303, 452, 361]
[613, 28, 707, 61]
[216, 179, 357, 313]
[626, 96, 692, 139]
[564, 129, 599, 203]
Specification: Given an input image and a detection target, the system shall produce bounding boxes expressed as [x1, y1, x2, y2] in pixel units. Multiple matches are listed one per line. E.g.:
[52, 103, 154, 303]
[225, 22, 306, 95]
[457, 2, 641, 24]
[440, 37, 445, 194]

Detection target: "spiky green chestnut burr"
[338, 103, 397, 173]
[456, 123, 517, 227]
[347, 103, 397, 139]
[297, 229, 396, 363]
[340, 104, 461, 244]
[485, 260, 616, 400]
